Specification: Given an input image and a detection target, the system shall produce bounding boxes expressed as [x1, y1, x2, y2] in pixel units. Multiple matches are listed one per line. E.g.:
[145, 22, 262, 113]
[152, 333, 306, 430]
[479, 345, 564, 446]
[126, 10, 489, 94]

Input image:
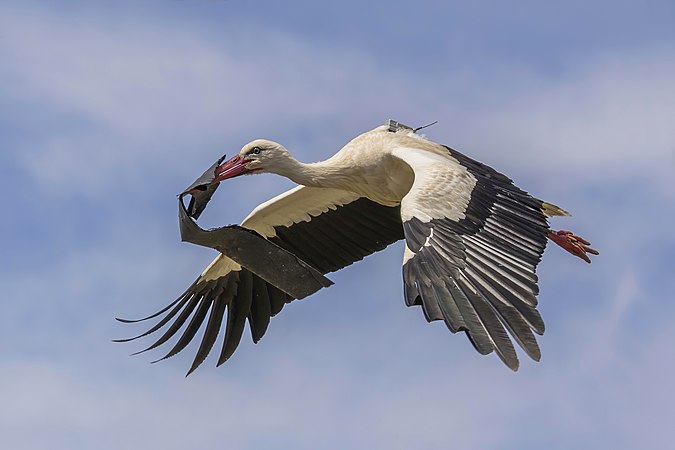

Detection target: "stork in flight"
[118, 120, 597, 374]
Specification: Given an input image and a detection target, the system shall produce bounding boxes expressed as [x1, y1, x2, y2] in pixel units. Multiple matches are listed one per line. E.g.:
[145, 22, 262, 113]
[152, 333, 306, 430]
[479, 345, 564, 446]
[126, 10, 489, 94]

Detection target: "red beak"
[211, 155, 250, 184]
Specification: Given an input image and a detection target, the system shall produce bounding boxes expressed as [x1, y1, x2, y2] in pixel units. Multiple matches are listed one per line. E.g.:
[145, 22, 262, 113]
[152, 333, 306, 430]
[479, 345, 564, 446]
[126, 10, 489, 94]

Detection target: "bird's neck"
[273, 156, 353, 190]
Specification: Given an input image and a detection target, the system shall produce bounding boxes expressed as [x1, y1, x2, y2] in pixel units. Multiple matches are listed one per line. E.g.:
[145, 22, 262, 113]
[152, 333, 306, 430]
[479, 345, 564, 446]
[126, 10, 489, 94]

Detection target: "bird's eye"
[251, 147, 261, 155]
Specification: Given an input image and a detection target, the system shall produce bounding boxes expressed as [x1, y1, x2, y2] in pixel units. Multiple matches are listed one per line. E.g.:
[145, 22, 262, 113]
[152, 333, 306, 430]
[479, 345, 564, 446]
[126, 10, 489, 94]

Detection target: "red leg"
[547, 230, 599, 263]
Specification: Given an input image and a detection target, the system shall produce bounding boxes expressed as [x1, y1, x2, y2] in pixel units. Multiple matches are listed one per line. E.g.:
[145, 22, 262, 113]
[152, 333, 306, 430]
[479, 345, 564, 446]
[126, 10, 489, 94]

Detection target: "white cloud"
[0, 7, 389, 194]
[474, 50, 675, 173]
[4, 5, 674, 200]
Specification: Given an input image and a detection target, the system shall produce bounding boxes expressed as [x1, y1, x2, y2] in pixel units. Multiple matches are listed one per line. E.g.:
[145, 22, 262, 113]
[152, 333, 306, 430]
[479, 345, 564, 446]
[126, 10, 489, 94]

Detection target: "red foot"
[547, 230, 599, 263]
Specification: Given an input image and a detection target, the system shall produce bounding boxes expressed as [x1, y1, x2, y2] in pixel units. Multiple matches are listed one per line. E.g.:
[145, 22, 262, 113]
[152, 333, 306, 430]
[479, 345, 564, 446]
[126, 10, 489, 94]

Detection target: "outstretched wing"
[118, 186, 403, 374]
[392, 144, 549, 370]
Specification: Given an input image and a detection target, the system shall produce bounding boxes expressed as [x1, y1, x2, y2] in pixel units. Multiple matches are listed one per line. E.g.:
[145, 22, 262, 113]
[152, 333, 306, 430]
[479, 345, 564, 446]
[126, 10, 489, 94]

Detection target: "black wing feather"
[401, 146, 549, 370]
[118, 196, 403, 373]
[247, 274, 272, 343]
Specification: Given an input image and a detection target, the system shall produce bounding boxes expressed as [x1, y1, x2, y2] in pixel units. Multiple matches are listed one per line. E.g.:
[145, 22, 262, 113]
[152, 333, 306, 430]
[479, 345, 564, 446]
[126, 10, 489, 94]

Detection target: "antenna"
[413, 121, 438, 133]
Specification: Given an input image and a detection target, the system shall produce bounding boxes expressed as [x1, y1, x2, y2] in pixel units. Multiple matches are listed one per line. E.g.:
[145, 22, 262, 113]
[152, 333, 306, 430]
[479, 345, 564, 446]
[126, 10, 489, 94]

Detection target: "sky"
[1, 0, 675, 449]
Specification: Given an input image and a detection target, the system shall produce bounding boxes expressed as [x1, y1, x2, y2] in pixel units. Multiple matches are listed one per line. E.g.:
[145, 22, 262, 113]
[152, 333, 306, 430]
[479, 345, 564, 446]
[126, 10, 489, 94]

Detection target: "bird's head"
[212, 139, 290, 183]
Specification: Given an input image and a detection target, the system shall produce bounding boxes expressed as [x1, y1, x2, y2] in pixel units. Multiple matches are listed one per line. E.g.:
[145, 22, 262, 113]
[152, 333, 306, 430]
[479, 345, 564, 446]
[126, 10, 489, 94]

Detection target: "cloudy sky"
[2, 1, 674, 449]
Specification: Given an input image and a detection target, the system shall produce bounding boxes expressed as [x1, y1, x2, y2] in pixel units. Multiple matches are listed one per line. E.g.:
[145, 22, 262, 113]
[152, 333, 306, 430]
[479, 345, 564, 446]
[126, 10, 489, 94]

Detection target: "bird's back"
[324, 124, 456, 206]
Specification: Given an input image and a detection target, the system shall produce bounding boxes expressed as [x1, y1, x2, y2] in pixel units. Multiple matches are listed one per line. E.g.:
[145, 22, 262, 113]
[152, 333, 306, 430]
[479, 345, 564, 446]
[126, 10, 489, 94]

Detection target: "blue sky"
[2, 1, 674, 449]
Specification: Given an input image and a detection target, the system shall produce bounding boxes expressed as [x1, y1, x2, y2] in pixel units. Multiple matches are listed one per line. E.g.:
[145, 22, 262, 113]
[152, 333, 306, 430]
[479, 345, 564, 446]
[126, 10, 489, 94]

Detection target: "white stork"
[118, 120, 597, 374]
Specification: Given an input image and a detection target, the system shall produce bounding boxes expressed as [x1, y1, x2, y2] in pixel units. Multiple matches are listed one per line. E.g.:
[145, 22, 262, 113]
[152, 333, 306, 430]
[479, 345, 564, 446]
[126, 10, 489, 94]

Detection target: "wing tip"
[115, 317, 137, 324]
[186, 360, 204, 377]
[505, 359, 520, 371]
